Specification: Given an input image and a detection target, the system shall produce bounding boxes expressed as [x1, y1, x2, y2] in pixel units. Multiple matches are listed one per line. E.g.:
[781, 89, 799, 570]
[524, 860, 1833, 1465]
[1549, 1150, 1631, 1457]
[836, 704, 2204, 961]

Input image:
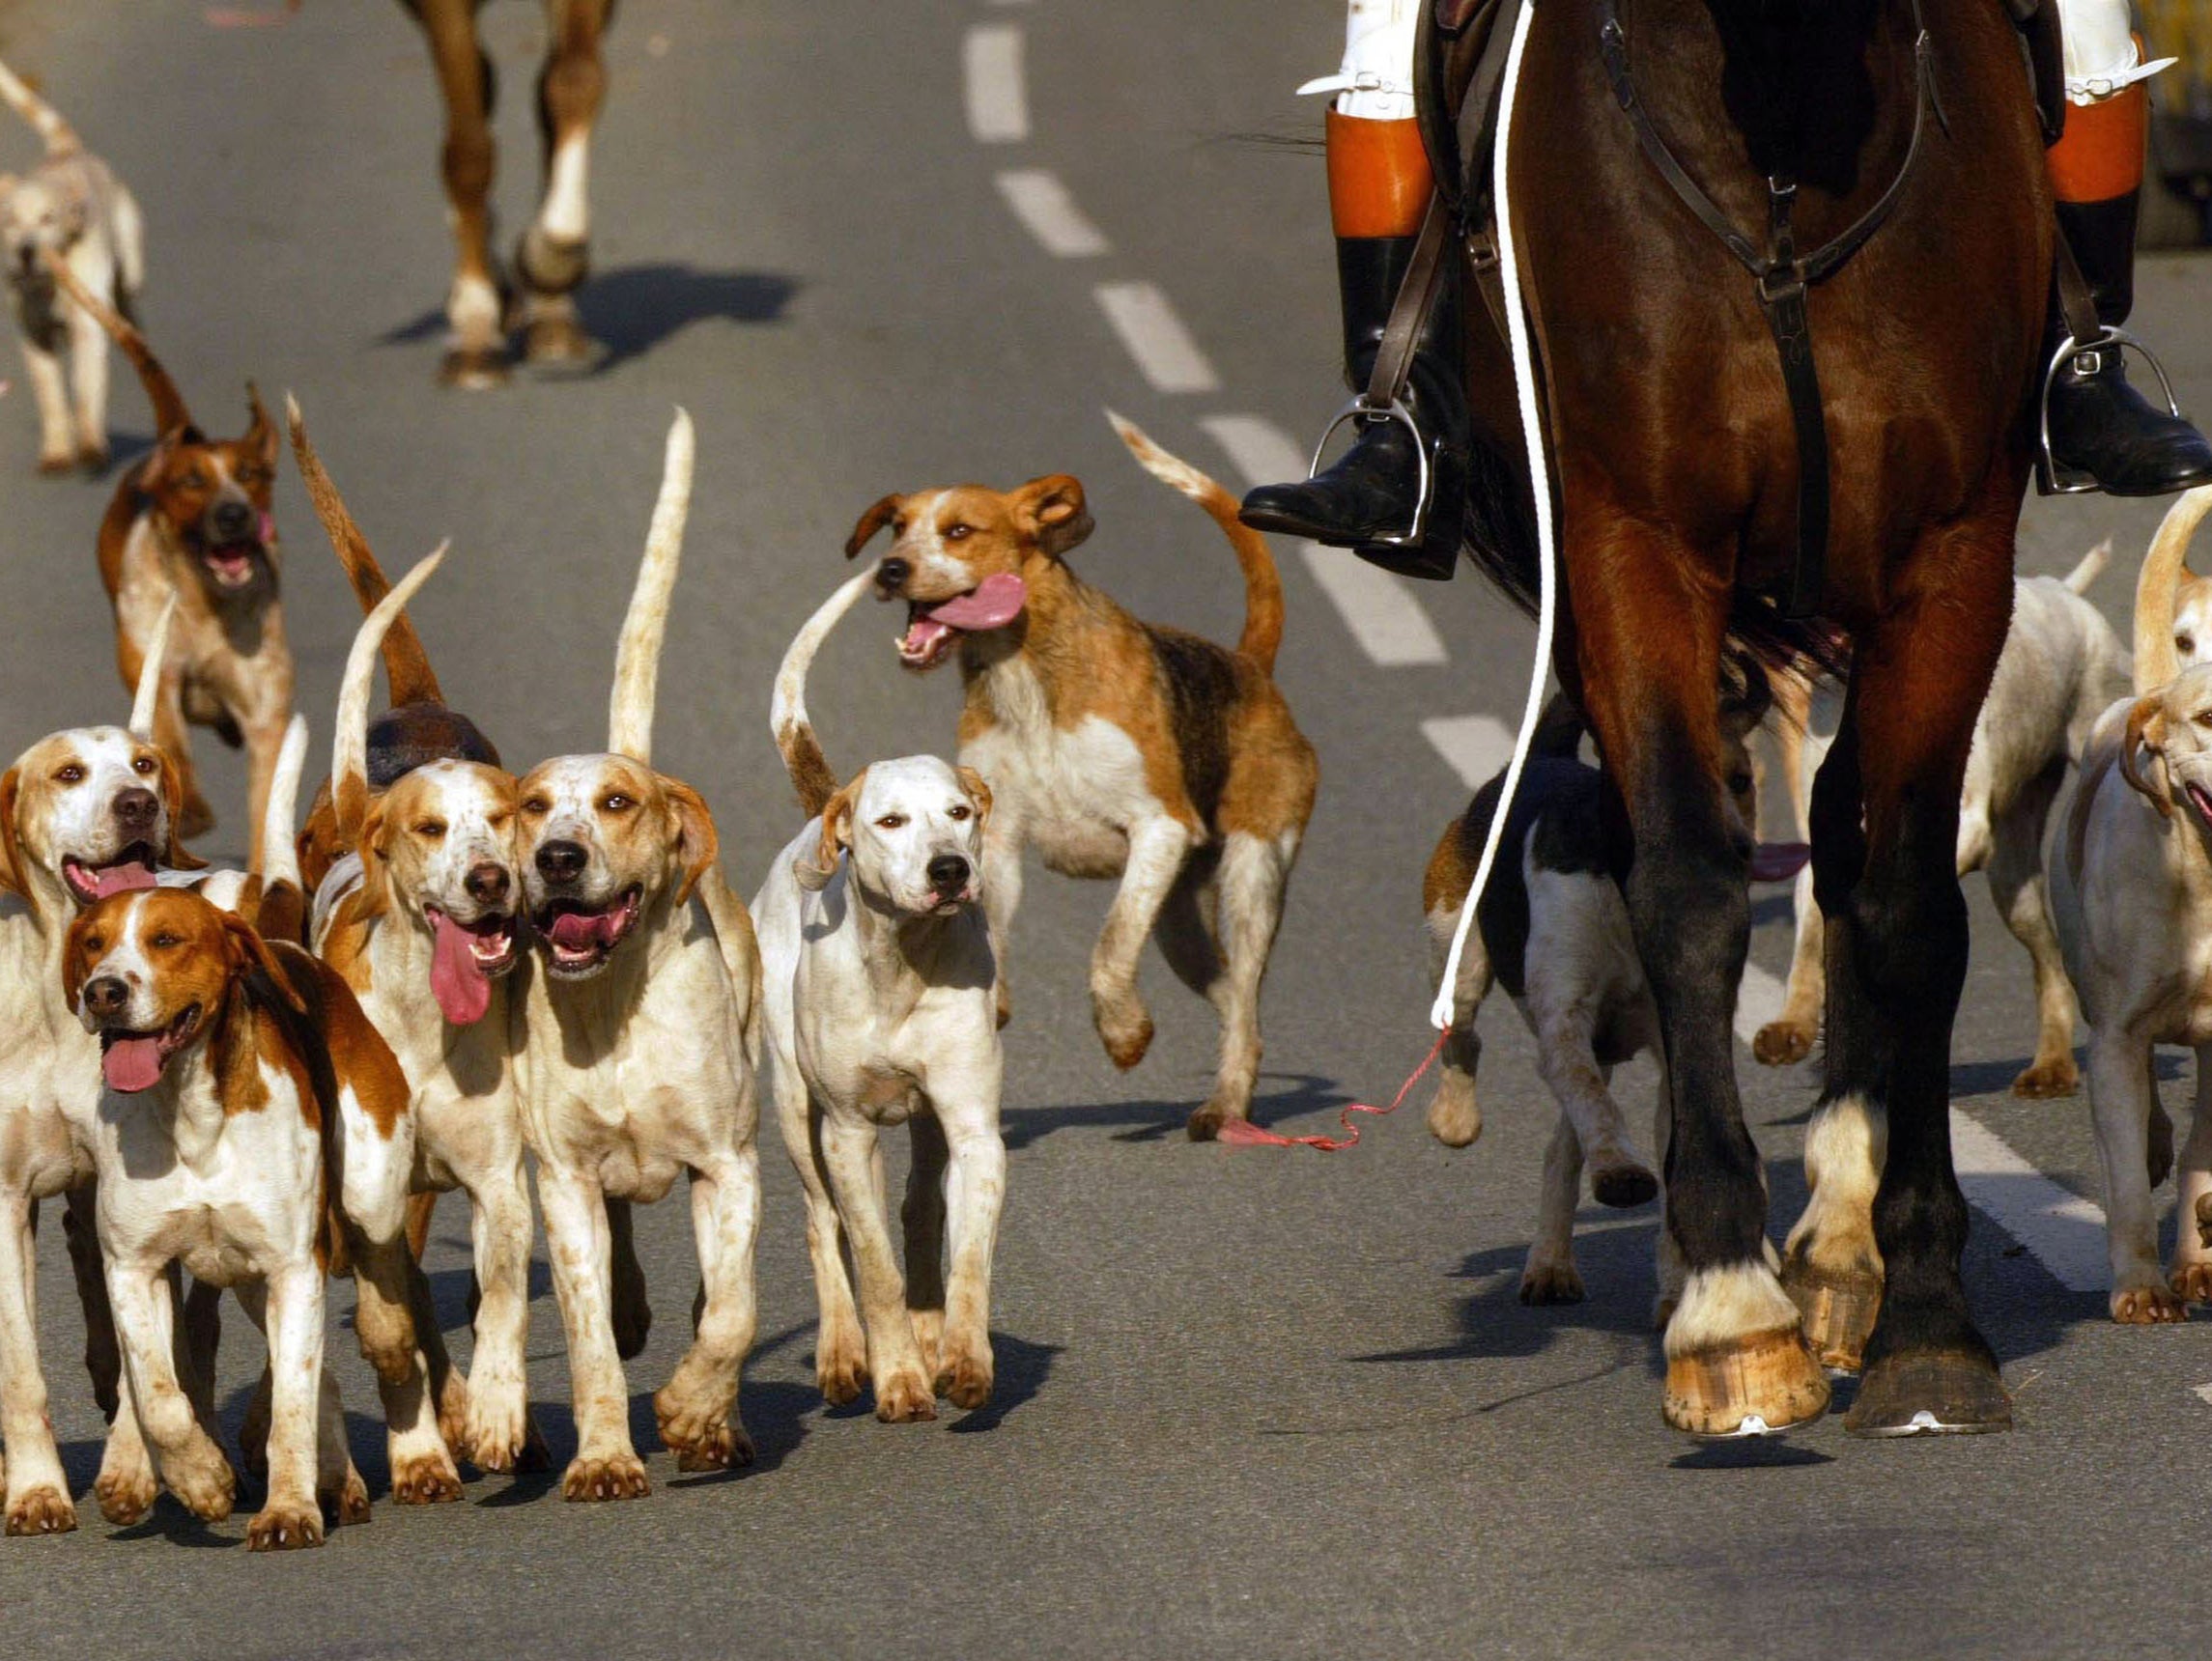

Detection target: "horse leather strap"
[1365, 197, 1456, 411]
[1597, 0, 1939, 618]
[2053, 228, 2107, 358]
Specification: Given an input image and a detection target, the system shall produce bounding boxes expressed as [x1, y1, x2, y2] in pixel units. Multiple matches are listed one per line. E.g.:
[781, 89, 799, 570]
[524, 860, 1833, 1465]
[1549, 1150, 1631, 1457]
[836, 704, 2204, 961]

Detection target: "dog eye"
[521, 799, 550, 817]
[2181, 634, 2197, 659]
[183, 468, 206, 490]
[131, 755, 156, 775]
[413, 821, 447, 839]
[875, 813, 908, 830]
[892, 519, 908, 536]
[152, 932, 181, 949]
[602, 794, 634, 813]
[947, 803, 972, 821]
[945, 523, 973, 542]
[82, 934, 103, 953]
[54, 764, 83, 784]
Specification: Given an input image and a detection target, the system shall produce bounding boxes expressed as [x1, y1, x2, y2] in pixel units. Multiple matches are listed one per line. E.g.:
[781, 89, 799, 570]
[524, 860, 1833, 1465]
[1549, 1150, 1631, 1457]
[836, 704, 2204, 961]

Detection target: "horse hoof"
[1781, 1257, 1883, 1376]
[1662, 1327, 1829, 1438]
[1844, 1350, 2011, 1437]
[523, 312, 595, 369]
[516, 226, 590, 296]
[439, 345, 510, 390]
[1590, 1159, 1658, 1209]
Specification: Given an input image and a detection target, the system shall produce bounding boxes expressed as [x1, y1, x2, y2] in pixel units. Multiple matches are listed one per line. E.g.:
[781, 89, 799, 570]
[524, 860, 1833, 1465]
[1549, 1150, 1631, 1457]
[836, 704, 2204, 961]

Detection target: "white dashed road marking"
[1947, 1109, 2109, 1293]
[1094, 282, 1221, 394]
[1421, 713, 1515, 789]
[996, 169, 1110, 257]
[1202, 414, 1446, 666]
[963, 25, 1030, 143]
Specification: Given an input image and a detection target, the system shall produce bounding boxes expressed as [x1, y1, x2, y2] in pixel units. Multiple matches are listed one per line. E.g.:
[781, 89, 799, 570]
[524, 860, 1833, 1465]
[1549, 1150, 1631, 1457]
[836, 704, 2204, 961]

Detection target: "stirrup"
[1310, 393, 1436, 547]
[2035, 326, 2183, 495]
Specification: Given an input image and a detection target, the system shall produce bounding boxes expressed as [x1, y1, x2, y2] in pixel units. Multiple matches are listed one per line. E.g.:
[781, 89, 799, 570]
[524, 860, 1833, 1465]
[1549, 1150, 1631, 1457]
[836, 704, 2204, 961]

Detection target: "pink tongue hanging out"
[549, 909, 615, 950]
[1750, 842, 1811, 884]
[93, 859, 156, 899]
[921, 573, 1026, 632]
[101, 1036, 165, 1093]
[429, 914, 494, 1026]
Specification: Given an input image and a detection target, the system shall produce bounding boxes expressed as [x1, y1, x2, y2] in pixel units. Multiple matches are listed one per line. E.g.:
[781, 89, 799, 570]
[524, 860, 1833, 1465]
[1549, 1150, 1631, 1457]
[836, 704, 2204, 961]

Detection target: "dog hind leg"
[1186, 829, 1290, 1140]
[1519, 1115, 1586, 1304]
[654, 1149, 759, 1471]
[1986, 761, 2081, 1098]
[1422, 896, 1490, 1147]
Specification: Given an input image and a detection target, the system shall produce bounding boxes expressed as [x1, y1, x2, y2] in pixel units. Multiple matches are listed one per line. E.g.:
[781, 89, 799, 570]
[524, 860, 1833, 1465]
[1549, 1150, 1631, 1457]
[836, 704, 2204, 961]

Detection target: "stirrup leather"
[2035, 326, 2184, 495]
[1307, 393, 1437, 548]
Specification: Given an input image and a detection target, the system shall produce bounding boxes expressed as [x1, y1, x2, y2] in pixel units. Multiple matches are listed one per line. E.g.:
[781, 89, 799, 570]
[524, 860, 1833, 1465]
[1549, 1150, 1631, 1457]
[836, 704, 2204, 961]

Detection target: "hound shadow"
[54, 1431, 237, 1546]
[1002, 1072, 1352, 1149]
[946, 1333, 1060, 1434]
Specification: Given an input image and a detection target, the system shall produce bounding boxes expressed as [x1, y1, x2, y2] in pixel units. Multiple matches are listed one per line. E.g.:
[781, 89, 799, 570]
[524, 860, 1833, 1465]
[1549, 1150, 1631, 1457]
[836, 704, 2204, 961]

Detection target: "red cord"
[1214, 1029, 1450, 1152]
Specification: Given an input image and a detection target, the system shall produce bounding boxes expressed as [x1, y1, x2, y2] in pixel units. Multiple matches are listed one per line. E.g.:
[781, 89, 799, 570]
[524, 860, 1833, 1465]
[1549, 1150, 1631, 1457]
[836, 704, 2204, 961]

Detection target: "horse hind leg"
[515, 0, 612, 366]
[411, 0, 508, 386]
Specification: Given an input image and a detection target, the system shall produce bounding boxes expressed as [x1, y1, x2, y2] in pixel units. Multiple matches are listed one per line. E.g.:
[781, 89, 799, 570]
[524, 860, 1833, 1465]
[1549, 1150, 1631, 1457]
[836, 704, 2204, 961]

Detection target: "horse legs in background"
[513, 0, 612, 367]
[408, 0, 508, 387]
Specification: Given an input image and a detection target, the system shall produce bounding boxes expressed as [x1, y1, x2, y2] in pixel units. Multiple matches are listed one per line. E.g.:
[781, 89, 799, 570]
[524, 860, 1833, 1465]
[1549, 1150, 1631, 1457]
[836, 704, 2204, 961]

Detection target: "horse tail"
[0, 56, 79, 155]
[287, 396, 444, 708]
[1107, 410, 1286, 675]
[2135, 488, 2212, 694]
[2063, 537, 2112, 596]
[42, 250, 193, 437]
[772, 570, 874, 820]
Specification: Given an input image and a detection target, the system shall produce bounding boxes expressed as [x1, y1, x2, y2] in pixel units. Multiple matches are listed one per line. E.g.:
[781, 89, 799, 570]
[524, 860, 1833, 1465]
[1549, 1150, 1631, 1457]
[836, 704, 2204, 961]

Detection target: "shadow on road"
[947, 1333, 1060, 1434]
[1002, 1071, 1352, 1148]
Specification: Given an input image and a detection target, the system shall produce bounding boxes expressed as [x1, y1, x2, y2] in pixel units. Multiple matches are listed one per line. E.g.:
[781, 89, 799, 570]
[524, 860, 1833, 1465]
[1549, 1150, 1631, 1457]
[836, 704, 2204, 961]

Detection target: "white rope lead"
[1430, 0, 1556, 1030]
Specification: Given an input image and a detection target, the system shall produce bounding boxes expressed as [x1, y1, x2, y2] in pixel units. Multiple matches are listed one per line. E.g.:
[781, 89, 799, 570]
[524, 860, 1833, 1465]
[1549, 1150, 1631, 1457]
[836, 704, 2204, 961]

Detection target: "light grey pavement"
[2, 2, 2212, 1656]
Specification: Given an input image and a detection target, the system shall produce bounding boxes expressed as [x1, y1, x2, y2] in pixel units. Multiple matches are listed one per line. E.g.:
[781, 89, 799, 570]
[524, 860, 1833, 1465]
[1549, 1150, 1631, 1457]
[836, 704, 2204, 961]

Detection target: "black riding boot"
[1239, 236, 1467, 579]
[2045, 190, 2212, 496]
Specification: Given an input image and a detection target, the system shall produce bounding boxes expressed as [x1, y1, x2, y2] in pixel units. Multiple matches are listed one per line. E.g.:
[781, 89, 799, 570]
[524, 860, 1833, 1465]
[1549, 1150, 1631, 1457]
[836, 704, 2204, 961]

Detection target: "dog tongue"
[102, 1036, 164, 1093]
[922, 573, 1027, 632]
[549, 909, 616, 949]
[1750, 841, 1812, 884]
[429, 914, 493, 1027]
[91, 859, 157, 898]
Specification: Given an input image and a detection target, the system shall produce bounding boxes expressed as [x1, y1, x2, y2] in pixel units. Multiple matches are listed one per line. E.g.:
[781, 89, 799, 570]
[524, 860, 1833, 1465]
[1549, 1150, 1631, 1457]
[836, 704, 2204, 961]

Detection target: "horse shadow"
[1001, 1071, 1353, 1149]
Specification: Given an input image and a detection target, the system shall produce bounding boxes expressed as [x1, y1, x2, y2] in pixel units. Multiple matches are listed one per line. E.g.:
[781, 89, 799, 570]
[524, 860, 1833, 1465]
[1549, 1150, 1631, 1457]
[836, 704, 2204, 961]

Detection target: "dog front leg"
[933, 1075, 1006, 1411]
[245, 1263, 326, 1550]
[781, 1076, 866, 1404]
[980, 807, 1025, 1029]
[104, 1258, 234, 1523]
[536, 1163, 648, 1499]
[1986, 773, 2081, 1098]
[0, 1194, 73, 1534]
[654, 1149, 759, 1471]
[19, 331, 71, 473]
[461, 1157, 544, 1472]
[2171, 1046, 2212, 1307]
[1755, 859, 1825, 1067]
[151, 676, 215, 843]
[1519, 1115, 1586, 1305]
[819, 1109, 933, 1422]
[348, 1225, 463, 1504]
[1191, 830, 1294, 1140]
[901, 1112, 950, 1376]
[2086, 1029, 2181, 1323]
[65, 299, 107, 470]
[1090, 818, 1192, 1075]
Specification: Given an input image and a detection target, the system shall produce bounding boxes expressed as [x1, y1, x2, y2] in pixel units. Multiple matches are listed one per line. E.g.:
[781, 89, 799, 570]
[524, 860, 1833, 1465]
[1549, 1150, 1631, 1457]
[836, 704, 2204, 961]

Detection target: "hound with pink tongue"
[100, 1030, 174, 1094]
[429, 913, 502, 1026]
[897, 573, 1027, 669]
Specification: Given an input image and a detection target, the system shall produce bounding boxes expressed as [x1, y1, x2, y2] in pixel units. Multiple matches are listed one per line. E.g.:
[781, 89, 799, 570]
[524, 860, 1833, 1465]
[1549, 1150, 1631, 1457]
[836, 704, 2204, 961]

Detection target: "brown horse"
[1446, 0, 2047, 1435]
[400, 0, 615, 386]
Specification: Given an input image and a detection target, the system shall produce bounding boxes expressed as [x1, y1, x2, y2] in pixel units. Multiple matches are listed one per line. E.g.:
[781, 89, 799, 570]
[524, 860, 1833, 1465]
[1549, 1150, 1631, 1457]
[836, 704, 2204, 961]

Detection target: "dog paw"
[1518, 1259, 1586, 1306]
[1186, 1099, 1244, 1141]
[2171, 1262, 2212, 1305]
[324, 1467, 372, 1528]
[1425, 1084, 1482, 1148]
[463, 1393, 529, 1476]
[561, 1452, 650, 1503]
[1092, 990, 1154, 1072]
[167, 1441, 238, 1523]
[935, 1350, 994, 1412]
[2112, 1282, 2189, 1324]
[817, 1347, 869, 1408]
[246, 1499, 325, 1552]
[874, 1371, 938, 1423]
[909, 1309, 945, 1377]
[654, 1386, 751, 1472]
[2009, 1055, 2080, 1099]
[389, 1448, 463, 1505]
[76, 443, 109, 476]
[4, 1484, 76, 1536]
[94, 1463, 156, 1527]
[1588, 1153, 1659, 1209]
[35, 451, 73, 477]
[995, 982, 1012, 1030]
[1751, 1020, 1815, 1067]
[666, 1416, 754, 1474]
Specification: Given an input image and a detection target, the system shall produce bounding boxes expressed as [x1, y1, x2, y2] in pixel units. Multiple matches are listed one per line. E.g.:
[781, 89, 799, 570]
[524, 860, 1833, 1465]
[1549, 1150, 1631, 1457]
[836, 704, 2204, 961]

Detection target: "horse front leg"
[515, 0, 613, 365]
[1574, 527, 1829, 1437]
[408, 0, 507, 387]
[1823, 517, 2015, 1435]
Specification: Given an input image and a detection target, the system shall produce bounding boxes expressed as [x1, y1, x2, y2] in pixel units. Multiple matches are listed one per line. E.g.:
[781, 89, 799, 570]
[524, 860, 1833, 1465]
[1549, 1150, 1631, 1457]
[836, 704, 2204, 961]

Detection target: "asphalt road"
[3, 1, 2212, 1656]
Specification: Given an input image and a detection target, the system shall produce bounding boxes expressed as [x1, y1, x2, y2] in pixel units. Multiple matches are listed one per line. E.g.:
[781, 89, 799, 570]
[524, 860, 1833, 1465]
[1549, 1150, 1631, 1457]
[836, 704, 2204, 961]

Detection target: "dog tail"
[333, 547, 447, 842]
[249, 715, 312, 943]
[608, 408, 695, 766]
[2064, 537, 2113, 596]
[127, 594, 178, 742]
[2136, 487, 2212, 695]
[41, 249, 193, 438]
[0, 57, 80, 155]
[772, 570, 873, 819]
[1107, 410, 1286, 675]
[286, 395, 444, 708]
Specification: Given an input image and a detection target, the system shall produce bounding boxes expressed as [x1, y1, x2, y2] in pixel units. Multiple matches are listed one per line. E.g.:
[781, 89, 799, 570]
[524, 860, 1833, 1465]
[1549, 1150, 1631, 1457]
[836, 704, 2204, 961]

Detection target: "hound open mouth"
[426, 907, 519, 1025]
[99, 1003, 202, 1093]
[198, 515, 274, 589]
[534, 887, 642, 976]
[62, 844, 159, 904]
[2189, 783, 2212, 830]
[895, 574, 1027, 671]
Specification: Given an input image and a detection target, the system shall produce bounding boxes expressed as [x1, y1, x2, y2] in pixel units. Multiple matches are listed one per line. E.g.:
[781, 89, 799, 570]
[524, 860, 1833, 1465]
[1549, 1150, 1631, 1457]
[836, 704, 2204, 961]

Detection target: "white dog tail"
[332, 548, 447, 841]
[127, 595, 178, 742]
[2135, 486, 2212, 694]
[1107, 410, 1286, 675]
[256, 715, 309, 889]
[2063, 538, 2112, 596]
[772, 570, 873, 819]
[0, 56, 79, 155]
[607, 408, 695, 766]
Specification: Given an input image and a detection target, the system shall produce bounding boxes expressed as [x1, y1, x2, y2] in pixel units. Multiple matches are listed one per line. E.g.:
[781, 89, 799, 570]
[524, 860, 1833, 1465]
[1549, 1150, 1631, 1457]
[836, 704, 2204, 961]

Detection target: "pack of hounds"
[4, 42, 2212, 1553]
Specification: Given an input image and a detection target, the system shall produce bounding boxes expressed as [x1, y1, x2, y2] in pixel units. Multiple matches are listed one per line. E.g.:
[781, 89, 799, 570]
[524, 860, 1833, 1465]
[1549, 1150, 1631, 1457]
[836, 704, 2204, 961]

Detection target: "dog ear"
[152, 750, 207, 871]
[222, 911, 305, 1011]
[955, 765, 994, 836]
[242, 381, 279, 471]
[60, 908, 106, 1019]
[845, 494, 904, 558]
[0, 768, 24, 900]
[1016, 475, 1092, 558]
[2122, 694, 2175, 817]
[796, 773, 865, 892]
[352, 801, 394, 920]
[657, 775, 721, 906]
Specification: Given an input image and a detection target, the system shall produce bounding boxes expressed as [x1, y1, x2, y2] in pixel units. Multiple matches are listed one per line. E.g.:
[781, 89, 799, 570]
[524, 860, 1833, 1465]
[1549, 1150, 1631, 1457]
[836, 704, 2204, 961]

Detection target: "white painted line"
[1200, 414, 1447, 666]
[963, 25, 1029, 143]
[1948, 1109, 2108, 1293]
[1734, 962, 1785, 1048]
[1422, 714, 1516, 790]
[1093, 282, 1220, 394]
[994, 169, 1109, 257]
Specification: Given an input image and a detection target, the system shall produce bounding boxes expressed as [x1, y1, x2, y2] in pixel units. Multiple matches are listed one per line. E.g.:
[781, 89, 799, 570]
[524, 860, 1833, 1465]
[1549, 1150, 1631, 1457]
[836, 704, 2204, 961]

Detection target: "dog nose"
[81, 976, 128, 1019]
[465, 862, 511, 906]
[926, 854, 970, 893]
[535, 840, 588, 884]
[209, 499, 253, 540]
[112, 788, 158, 831]
[876, 556, 911, 591]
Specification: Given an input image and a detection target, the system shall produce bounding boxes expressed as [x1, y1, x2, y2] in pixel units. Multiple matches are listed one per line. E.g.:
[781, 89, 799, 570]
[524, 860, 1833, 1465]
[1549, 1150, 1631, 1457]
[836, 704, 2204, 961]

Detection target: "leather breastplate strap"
[1597, 0, 1942, 619]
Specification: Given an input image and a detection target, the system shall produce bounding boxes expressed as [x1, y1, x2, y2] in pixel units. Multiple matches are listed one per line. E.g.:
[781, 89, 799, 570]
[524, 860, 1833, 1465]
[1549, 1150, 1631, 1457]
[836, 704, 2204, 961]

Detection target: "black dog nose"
[81, 976, 128, 1019]
[535, 840, 588, 884]
[112, 788, 158, 830]
[926, 854, 970, 892]
[465, 862, 511, 906]
[210, 499, 253, 540]
[876, 556, 911, 591]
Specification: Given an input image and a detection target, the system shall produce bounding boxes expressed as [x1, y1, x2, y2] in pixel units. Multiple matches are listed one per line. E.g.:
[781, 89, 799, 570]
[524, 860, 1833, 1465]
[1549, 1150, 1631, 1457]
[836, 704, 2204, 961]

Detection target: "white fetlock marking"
[1664, 1262, 1802, 1359]
[539, 134, 590, 244]
[448, 273, 500, 343]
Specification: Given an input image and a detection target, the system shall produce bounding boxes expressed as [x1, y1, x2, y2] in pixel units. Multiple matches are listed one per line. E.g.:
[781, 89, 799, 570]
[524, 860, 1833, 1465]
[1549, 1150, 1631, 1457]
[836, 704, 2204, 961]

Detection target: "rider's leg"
[2044, 0, 2212, 495]
[1237, 0, 1466, 578]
